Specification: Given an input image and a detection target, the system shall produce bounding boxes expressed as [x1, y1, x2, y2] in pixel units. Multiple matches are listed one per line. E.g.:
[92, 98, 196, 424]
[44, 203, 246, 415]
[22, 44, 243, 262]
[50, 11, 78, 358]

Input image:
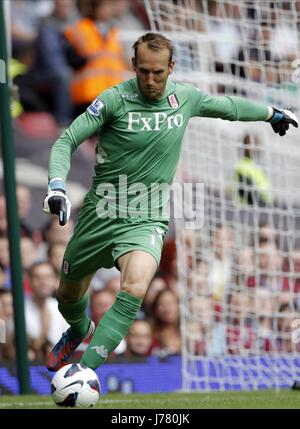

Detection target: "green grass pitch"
[0, 390, 300, 409]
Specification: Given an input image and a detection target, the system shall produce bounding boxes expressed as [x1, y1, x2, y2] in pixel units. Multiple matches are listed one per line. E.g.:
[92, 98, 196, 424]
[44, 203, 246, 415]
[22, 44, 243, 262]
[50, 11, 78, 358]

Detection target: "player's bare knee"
[121, 281, 148, 299]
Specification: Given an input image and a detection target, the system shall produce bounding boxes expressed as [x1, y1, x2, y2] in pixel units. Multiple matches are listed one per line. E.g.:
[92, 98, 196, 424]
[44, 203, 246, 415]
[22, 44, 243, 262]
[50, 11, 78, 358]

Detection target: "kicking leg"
[46, 273, 95, 371]
[80, 251, 157, 369]
[56, 274, 93, 336]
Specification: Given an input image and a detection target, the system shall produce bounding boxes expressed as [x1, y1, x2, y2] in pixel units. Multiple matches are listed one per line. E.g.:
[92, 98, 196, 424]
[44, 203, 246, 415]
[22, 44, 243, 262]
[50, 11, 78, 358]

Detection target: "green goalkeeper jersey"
[49, 77, 269, 220]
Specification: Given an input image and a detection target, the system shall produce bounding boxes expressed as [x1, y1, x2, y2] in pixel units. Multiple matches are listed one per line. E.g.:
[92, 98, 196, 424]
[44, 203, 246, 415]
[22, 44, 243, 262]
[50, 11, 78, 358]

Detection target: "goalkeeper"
[43, 32, 298, 371]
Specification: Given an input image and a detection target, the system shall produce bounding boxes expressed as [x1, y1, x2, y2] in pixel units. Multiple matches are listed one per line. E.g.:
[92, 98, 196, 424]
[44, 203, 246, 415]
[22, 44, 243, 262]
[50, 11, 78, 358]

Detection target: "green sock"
[80, 291, 142, 369]
[58, 294, 90, 337]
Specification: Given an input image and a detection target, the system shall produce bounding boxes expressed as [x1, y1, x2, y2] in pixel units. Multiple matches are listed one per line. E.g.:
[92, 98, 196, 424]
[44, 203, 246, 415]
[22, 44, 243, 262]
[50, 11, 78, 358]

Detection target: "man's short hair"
[132, 32, 174, 64]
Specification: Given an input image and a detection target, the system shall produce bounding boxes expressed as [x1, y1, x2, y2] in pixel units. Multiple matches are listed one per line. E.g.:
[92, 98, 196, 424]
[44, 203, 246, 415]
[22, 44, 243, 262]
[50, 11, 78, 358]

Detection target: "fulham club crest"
[63, 259, 70, 274]
[168, 94, 179, 109]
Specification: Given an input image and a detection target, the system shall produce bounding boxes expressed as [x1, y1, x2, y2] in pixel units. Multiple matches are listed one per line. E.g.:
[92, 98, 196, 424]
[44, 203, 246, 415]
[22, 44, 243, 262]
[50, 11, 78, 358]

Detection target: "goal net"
[144, 0, 300, 391]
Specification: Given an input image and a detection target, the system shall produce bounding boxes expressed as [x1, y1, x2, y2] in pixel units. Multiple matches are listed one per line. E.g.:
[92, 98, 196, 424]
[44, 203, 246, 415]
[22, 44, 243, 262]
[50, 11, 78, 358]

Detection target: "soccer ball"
[51, 363, 100, 408]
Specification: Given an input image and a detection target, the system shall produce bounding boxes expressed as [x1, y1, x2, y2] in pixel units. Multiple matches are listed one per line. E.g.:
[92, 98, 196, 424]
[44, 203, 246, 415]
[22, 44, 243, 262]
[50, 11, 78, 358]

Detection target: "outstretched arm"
[196, 93, 270, 122]
[191, 88, 298, 135]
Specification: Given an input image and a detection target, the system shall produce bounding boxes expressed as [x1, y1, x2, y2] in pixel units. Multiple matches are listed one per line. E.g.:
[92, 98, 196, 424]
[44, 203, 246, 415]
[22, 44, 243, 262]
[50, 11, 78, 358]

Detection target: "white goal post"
[143, 0, 300, 391]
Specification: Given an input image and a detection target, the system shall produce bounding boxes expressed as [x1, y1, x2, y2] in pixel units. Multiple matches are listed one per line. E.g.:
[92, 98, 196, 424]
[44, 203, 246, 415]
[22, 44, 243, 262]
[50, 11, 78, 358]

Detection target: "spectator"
[282, 250, 300, 302]
[11, 43, 37, 116]
[150, 289, 181, 356]
[17, 185, 31, 223]
[0, 195, 7, 236]
[188, 294, 227, 357]
[125, 319, 153, 357]
[226, 289, 255, 355]
[0, 265, 5, 289]
[64, 0, 128, 116]
[142, 276, 167, 316]
[20, 237, 38, 271]
[17, 184, 42, 241]
[0, 289, 15, 362]
[25, 262, 68, 362]
[38, 217, 74, 260]
[187, 259, 209, 297]
[11, 0, 53, 47]
[257, 238, 283, 292]
[256, 288, 276, 352]
[20, 237, 38, 295]
[258, 223, 279, 247]
[0, 237, 10, 289]
[90, 288, 115, 326]
[232, 133, 272, 207]
[234, 247, 255, 288]
[277, 303, 300, 353]
[207, 224, 234, 302]
[0, 237, 10, 270]
[22, 0, 77, 127]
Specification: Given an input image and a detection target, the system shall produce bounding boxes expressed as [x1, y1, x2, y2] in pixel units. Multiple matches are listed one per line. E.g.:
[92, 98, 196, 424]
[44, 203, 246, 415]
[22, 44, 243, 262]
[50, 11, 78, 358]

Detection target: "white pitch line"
[0, 398, 166, 408]
[0, 401, 54, 408]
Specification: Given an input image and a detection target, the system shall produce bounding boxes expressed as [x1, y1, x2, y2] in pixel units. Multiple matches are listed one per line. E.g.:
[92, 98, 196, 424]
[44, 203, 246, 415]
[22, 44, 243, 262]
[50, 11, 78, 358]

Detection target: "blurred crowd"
[1, 183, 300, 365]
[10, 0, 300, 127]
[154, 0, 300, 106]
[1, 0, 300, 366]
[183, 222, 300, 358]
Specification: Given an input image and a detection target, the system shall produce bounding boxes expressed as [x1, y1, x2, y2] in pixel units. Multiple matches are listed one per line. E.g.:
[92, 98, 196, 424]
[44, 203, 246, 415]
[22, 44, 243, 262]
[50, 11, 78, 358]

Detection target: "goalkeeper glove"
[43, 178, 71, 226]
[268, 107, 299, 136]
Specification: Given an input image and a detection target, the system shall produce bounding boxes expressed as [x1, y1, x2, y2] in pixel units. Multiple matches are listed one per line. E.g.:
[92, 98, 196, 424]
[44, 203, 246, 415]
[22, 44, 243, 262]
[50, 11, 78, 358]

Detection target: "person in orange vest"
[64, 0, 129, 117]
